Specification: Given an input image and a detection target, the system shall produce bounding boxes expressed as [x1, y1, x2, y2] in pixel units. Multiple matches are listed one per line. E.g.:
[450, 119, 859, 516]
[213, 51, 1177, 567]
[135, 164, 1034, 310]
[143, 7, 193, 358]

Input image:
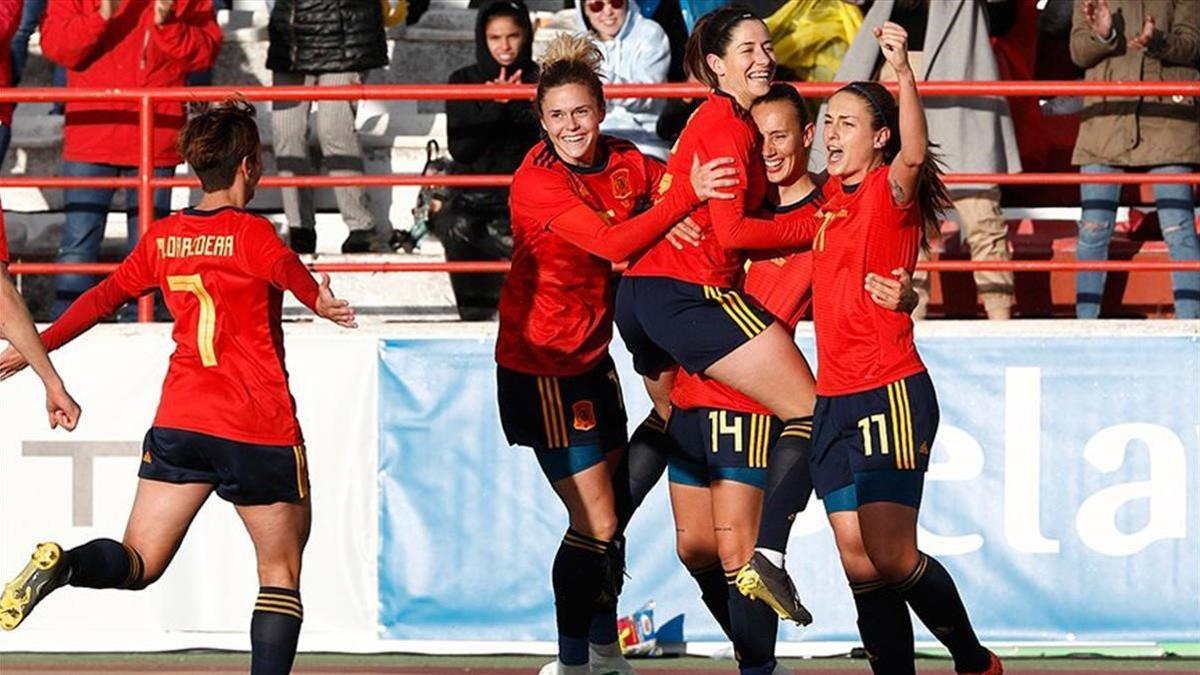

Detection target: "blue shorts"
[496, 355, 628, 451]
[666, 407, 779, 489]
[138, 427, 310, 505]
[615, 276, 775, 376]
[810, 371, 939, 511]
[533, 444, 609, 483]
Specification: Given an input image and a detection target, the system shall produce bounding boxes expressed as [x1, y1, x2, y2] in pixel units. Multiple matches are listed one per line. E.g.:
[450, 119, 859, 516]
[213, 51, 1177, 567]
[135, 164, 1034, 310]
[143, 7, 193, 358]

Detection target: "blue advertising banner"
[378, 333, 1200, 643]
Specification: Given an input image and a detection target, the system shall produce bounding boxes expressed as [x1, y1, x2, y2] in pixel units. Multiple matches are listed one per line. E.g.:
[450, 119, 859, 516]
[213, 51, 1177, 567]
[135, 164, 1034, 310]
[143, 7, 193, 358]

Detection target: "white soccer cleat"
[538, 660, 590, 675]
[589, 643, 638, 675]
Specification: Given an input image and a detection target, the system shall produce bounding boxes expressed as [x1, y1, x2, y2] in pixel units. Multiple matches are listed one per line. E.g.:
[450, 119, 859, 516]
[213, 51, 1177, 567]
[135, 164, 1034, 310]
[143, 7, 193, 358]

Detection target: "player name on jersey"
[156, 234, 236, 259]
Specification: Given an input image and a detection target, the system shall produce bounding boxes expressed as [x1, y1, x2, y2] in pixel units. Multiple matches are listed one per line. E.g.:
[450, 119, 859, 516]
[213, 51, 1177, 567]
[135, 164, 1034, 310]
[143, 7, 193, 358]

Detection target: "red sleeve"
[0, 208, 9, 264]
[39, 0, 109, 71]
[236, 216, 319, 309]
[700, 128, 817, 250]
[518, 168, 700, 263]
[0, 0, 20, 43]
[40, 233, 158, 351]
[149, 0, 222, 73]
[270, 255, 320, 313]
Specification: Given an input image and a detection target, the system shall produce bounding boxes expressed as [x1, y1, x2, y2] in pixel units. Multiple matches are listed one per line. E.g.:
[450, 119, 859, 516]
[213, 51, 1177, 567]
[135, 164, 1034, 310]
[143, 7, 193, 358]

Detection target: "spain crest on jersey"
[610, 169, 633, 201]
[572, 400, 597, 432]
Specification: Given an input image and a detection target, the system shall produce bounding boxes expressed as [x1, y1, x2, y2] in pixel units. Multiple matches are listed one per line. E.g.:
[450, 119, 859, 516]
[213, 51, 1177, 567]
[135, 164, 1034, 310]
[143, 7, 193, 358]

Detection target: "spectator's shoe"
[289, 227, 316, 254]
[735, 552, 813, 625]
[0, 542, 69, 631]
[341, 230, 374, 254]
[961, 652, 1003, 675]
[388, 229, 420, 253]
[537, 660, 589, 675]
[589, 644, 637, 675]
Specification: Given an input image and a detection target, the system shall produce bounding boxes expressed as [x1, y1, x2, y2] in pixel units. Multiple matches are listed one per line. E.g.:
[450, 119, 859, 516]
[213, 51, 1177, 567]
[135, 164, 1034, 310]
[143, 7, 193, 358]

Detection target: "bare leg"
[123, 479, 215, 586]
[704, 324, 816, 420]
[669, 481, 731, 638]
[236, 499, 312, 590]
[710, 480, 762, 572]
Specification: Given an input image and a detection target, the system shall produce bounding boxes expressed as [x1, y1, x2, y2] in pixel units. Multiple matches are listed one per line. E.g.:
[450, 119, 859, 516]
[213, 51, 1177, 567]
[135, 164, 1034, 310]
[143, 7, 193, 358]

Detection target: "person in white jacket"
[576, 0, 672, 159]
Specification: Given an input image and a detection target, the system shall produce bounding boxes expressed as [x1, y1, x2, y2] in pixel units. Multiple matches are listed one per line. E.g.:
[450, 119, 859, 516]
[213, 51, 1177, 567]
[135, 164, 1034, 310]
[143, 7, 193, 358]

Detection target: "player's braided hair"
[178, 96, 260, 192]
[837, 81, 951, 252]
[534, 34, 605, 117]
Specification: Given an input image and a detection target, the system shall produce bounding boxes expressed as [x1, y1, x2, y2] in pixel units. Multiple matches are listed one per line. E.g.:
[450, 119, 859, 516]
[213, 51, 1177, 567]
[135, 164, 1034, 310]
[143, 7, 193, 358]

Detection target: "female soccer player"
[669, 84, 914, 675]
[614, 5, 826, 623]
[496, 35, 736, 675]
[0, 99, 356, 675]
[802, 24, 1001, 675]
[0, 201, 81, 431]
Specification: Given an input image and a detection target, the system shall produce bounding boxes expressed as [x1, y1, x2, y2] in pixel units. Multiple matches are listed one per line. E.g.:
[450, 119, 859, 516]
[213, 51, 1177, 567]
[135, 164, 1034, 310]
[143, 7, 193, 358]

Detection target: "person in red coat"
[0, 0, 20, 162]
[40, 0, 221, 319]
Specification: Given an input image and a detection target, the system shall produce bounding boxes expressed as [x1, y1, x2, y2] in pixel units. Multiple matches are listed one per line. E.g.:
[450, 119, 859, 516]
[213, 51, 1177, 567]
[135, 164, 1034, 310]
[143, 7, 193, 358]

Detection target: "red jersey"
[42, 207, 321, 446]
[0, 204, 8, 264]
[671, 189, 825, 414]
[498, 137, 700, 376]
[811, 166, 926, 396]
[627, 91, 812, 288]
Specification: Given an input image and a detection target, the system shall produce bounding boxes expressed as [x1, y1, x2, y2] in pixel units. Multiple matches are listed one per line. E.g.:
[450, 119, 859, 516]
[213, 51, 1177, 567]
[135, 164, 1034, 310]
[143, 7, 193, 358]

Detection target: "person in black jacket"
[441, 0, 541, 321]
[268, 0, 388, 254]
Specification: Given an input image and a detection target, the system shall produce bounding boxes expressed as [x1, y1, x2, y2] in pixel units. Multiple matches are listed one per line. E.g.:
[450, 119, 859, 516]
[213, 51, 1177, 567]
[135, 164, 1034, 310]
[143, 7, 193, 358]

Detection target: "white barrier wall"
[1, 321, 1197, 654]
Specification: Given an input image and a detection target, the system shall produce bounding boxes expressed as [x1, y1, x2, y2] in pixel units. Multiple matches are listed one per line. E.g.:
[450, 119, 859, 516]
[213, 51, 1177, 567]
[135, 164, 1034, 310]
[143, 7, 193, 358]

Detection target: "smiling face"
[584, 0, 627, 41]
[539, 83, 604, 166]
[485, 15, 525, 68]
[823, 90, 889, 182]
[706, 20, 775, 109]
[752, 100, 813, 186]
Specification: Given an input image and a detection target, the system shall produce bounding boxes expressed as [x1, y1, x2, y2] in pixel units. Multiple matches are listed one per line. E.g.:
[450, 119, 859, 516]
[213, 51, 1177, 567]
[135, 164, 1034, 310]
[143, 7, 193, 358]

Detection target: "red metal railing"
[2, 81, 1199, 320]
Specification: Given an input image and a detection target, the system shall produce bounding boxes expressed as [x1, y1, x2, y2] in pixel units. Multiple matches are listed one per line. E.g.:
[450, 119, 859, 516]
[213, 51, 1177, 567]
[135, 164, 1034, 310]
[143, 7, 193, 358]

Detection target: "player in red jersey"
[612, 10, 829, 591]
[0, 201, 81, 431]
[666, 85, 915, 675]
[0, 100, 355, 675]
[497, 35, 737, 675]
[803, 25, 1001, 675]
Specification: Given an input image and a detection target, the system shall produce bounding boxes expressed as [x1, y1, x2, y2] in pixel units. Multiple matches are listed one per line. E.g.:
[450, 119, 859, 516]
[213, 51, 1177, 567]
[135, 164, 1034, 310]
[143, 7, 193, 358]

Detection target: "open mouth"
[561, 133, 587, 146]
[764, 157, 785, 172]
[827, 147, 844, 164]
[748, 70, 771, 84]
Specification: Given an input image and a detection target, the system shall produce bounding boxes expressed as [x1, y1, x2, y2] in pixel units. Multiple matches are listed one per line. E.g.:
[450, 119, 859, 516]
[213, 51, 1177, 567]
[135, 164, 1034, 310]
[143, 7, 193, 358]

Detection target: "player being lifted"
[0, 99, 356, 675]
[0, 200, 81, 431]
[497, 34, 736, 675]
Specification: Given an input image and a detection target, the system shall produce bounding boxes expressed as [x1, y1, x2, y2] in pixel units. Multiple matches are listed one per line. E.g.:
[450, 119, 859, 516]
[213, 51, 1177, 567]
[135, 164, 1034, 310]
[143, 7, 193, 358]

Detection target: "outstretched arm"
[0, 267, 81, 429]
[878, 22, 925, 207]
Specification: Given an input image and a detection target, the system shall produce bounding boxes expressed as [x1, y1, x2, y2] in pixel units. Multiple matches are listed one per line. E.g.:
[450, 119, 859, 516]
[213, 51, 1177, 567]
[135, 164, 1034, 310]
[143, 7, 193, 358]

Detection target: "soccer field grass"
[1, 653, 1198, 674]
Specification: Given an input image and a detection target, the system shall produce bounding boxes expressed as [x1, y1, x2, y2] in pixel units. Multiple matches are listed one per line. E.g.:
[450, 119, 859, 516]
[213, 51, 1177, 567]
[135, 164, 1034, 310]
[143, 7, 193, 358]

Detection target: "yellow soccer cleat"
[735, 552, 813, 626]
[0, 542, 69, 631]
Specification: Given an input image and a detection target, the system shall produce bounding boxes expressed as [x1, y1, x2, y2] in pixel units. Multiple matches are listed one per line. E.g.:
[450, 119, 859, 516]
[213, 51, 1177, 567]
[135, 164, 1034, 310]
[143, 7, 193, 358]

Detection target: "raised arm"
[878, 22, 925, 206]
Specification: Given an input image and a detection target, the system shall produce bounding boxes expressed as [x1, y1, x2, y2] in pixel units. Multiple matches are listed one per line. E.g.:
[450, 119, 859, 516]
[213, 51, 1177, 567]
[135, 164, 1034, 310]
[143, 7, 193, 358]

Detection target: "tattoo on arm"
[890, 179, 906, 204]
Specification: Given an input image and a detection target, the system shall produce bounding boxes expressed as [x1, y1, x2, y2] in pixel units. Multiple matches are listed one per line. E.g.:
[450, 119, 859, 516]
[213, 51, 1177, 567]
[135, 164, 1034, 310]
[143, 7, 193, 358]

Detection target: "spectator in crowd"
[267, 0, 388, 254]
[575, 0, 671, 158]
[813, 0, 1023, 320]
[1070, 0, 1200, 319]
[0, 0, 18, 162]
[443, 0, 540, 320]
[41, 0, 221, 319]
[8, 0, 66, 114]
[751, 0, 863, 83]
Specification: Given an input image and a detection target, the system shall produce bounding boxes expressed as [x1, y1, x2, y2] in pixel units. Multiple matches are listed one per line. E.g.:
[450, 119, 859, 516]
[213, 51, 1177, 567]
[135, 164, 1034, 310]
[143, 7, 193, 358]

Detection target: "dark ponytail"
[837, 81, 950, 251]
[683, 6, 763, 90]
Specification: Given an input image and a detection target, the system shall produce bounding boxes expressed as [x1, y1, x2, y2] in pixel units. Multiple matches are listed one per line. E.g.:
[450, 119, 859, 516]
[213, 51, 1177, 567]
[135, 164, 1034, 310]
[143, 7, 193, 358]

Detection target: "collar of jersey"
[773, 185, 824, 214]
[183, 205, 247, 217]
[546, 137, 611, 175]
[710, 89, 751, 119]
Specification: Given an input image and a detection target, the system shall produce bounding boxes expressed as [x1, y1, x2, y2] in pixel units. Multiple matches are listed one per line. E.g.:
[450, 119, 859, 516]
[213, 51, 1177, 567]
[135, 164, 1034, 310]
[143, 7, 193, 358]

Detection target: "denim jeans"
[9, 0, 45, 84]
[1077, 164, 1200, 319]
[53, 162, 174, 320]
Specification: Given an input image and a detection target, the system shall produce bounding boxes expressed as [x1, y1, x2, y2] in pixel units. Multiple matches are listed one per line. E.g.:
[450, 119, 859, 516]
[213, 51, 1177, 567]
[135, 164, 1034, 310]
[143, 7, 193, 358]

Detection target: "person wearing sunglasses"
[575, 0, 673, 159]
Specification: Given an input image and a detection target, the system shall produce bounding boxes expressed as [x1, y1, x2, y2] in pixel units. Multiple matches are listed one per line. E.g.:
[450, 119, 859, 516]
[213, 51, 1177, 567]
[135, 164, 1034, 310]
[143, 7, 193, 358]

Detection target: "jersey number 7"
[167, 274, 218, 367]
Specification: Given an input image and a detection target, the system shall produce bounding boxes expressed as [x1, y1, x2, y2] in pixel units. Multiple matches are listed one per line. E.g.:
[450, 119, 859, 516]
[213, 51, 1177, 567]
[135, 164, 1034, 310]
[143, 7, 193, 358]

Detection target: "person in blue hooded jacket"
[576, 0, 672, 159]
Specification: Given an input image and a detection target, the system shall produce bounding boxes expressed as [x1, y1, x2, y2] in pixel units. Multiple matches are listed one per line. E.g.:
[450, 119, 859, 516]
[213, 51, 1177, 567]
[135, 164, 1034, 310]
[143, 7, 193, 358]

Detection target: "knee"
[676, 537, 718, 571]
[256, 559, 302, 590]
[1077, 220, 1114, 246]
[715, 537, 754, 573]
[862, 541, 920, 585]
[838, 548, 880, 583]
[1160, 218, 1200, 246]
[572, 514, 618, 542]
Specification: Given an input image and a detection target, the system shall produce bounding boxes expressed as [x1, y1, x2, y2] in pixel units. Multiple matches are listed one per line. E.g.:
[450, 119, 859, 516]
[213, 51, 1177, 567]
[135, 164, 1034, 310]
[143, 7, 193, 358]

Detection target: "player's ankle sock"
[756, 417, 813, 555]
[726, 570, 778, 675]
[588, 607, 619, 646]
[893, 554, 990, 672]
[554, 528, 610, 666]
[851, 579, 915, 675]
[250, 587, 303, 675]
[64, 539, 144, 589]
[612, 411, 671, 533]
[688, 564, 733, 638]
